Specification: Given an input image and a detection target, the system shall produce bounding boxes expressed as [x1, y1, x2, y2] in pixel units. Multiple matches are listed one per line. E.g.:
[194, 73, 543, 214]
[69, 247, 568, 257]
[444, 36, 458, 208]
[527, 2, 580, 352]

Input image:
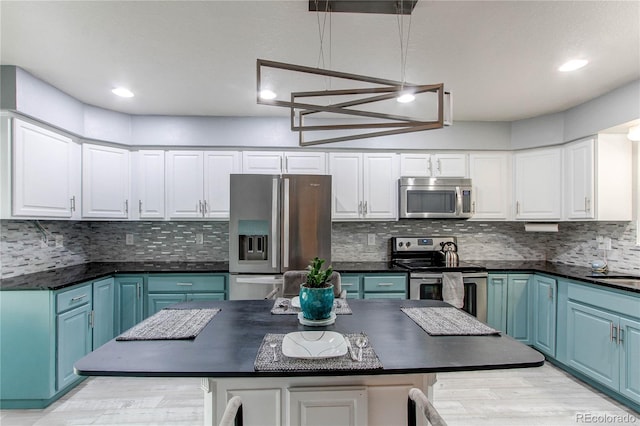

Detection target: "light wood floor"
[1, 362, 637, 425]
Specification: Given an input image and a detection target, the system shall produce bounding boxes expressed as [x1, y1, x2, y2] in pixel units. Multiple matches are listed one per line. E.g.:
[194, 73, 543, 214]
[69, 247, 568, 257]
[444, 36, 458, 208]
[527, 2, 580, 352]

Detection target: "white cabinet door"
[82, 144, 130, 218]
[242, 151, 283, 174]
[288, 387, 367, 426]
[363, 153, 399, 220]
[514, 147, 562, 220]
[399, 153, 431, 177]
[330, 153, 398, 221]
[204, 151, 241, 219]
[284, 152, 327, 174]
[134, 150, 165, 219]
[432, 153, 467, 177]
[329, 153, 363, 220]
[12, 119, 80, 218]
[400, 153, 466, 177]
[166, 151, 204, 218]
[564, 139, 594, 219]
[469, 152, 511, 220]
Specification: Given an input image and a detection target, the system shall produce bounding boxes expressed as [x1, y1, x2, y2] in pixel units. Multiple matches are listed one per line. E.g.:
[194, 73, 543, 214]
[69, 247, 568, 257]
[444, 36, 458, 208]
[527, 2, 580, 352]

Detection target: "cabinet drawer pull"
[124, 199, 129, 214]
[70, 196, 76, 212]
[139, 200, 143, 214]
[176, 282, 193, 286]
[363, 201, 368, 215]
[342, 282, 354, 287]
[70, 294, 88, 302]
[618, 328, 624, 344]
[377, 282, 395, 287]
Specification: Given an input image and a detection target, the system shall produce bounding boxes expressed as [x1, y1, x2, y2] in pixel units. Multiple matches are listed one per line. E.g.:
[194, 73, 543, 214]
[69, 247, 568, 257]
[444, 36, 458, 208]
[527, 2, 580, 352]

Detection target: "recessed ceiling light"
[397, 93, 415, 103]
[259, 89, 277, 100]
[627, 125, 640, 141]
[558, 59, 588, 72]
[112, 87, 134, 98]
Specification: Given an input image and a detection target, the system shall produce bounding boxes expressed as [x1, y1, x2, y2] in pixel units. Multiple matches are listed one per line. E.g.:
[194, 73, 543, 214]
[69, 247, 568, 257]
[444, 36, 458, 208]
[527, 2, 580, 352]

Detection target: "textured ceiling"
[1, 1, 639, 122]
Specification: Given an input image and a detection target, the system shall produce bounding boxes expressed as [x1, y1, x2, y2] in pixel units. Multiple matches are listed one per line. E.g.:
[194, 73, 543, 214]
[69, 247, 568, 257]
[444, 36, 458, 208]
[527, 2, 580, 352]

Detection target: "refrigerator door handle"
[283, 177, 290, 268]
[271, 177, 278, 269]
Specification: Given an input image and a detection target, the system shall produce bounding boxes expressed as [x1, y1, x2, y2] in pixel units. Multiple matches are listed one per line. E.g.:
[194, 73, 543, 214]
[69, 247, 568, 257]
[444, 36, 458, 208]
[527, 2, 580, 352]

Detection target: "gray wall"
[2, 219, 638, 278]
[2, 66, 639, 151]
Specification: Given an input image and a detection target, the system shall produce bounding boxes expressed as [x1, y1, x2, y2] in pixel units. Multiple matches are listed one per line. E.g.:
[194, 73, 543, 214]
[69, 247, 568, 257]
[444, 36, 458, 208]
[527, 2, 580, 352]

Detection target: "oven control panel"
[392, 236, 457, 252]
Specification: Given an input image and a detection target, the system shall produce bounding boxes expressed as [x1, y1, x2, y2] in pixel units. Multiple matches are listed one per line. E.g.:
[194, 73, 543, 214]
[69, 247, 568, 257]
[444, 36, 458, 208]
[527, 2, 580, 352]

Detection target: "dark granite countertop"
[75, 299, 545, 378]
[468, 260, 640, 293]
[0, 261, 229, 291]
[2, 260, 638, 293]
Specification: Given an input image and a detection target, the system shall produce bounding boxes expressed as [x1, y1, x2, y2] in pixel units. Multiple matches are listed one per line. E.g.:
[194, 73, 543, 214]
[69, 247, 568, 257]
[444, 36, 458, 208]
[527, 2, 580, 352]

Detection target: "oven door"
[409, 273, 487, 322]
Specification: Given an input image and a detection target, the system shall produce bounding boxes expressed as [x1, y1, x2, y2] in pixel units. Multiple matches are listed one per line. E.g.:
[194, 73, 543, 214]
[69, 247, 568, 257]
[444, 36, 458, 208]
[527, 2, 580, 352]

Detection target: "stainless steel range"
[391, 236, 488, 322]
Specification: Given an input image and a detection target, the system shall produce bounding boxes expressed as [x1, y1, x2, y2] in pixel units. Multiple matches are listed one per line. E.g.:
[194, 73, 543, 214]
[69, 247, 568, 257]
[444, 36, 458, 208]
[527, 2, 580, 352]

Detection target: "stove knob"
[406, 242, 411, 248]
[398, 242, 404, 247]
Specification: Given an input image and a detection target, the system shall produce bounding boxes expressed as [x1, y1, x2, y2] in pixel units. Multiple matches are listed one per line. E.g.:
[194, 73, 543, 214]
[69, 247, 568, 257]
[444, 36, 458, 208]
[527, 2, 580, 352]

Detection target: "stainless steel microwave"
[399, 177, 473, 219]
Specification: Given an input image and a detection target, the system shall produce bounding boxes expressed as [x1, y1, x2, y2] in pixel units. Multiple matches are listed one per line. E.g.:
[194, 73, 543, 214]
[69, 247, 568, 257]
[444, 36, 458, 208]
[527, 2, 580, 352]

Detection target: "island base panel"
[201, 373, 436, 426]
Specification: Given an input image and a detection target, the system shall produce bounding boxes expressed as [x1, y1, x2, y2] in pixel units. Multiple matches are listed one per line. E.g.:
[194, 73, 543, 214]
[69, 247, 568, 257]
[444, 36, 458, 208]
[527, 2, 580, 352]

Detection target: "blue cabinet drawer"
[147, 274, 226, 292]
[364, 292, 406, 299]
[56, 283, 92, 313]
[340, 275, 361, 293]
[363, 275, 406, 293]
[568, 282, 640, 319]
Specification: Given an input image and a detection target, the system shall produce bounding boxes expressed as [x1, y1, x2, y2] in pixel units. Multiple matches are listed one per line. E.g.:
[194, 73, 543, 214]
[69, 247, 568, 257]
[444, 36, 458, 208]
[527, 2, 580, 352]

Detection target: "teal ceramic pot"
[299, 284, 334, 320]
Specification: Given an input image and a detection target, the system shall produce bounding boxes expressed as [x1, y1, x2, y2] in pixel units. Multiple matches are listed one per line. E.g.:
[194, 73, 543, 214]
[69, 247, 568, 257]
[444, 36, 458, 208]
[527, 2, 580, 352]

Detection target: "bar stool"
[407, 388, 447, 426]
[219, 396, 243, 426]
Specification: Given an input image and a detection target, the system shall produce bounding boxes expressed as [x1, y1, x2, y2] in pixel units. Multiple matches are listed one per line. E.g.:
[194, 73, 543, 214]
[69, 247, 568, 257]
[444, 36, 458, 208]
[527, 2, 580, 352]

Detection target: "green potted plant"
[299, 257, 334, 320]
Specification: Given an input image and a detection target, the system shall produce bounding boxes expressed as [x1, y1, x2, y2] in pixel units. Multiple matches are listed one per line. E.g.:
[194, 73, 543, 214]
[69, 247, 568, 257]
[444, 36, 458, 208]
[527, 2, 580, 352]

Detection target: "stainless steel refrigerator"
[228, 174, 331, 299]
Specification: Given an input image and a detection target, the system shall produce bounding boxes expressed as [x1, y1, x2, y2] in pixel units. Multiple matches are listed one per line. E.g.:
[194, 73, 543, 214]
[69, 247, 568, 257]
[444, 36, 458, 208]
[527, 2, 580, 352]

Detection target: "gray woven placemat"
[116, 308, 220, 340]
[401, 307, 500, 336]
[271, 297, 352, 315]
[254, 332, 382, 371]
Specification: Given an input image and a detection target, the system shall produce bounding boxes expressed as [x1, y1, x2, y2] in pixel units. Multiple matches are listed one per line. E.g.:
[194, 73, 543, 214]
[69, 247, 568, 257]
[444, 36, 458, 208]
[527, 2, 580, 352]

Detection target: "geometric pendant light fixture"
[256, 0, 452, 146]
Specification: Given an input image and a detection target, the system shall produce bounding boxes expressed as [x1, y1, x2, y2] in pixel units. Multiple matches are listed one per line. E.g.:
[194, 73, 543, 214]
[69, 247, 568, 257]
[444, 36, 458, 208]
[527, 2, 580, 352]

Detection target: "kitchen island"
[75, 298, 544, 425]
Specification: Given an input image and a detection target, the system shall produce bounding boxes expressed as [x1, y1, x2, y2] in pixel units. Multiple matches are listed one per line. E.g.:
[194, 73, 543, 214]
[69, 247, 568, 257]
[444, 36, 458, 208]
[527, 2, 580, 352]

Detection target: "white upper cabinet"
[242, 151, 326, 174]
[166, 150, 241, 219]
[204, 151, 241, 219]
[166, 151, 205, 219]
[133, 150, 165, 219]
[329, 152, 399, 221]
[82, 143, 130, 219]
[12, 119, 81, 219]
[514, 147, 562, 220]
[564, 139, 594, 220]
[469, 152, 512, 220]
[400, 153, 467, 177]
[564, 135, 632, 221]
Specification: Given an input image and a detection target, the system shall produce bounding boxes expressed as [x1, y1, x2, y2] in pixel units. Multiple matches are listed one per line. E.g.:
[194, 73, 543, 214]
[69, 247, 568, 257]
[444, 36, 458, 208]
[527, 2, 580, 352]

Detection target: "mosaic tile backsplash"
[1, 219, 638, 278]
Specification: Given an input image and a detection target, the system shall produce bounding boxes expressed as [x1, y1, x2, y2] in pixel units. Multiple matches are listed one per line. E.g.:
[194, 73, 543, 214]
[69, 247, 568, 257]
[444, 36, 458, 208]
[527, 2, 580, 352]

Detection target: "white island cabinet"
[82, 143, 130, 219]
[11, 118, 81, 219]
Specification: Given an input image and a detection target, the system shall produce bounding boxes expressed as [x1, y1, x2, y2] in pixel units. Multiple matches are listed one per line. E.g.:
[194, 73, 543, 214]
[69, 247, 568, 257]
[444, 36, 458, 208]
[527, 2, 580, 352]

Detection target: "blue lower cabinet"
[620, 317, 640, 403]
[56, 302, 92, 390]
[532, 275, 557, 357]
[340, 274, 362, 299]
[487, 273, 531, 343]
[145, 273, 228, 317]
[92, 277, 115, 349]
[567, 300, 620, 390]
[115, 275, 144, 334]
[487, 274, 508, 332]
[564, 282, 640, 407]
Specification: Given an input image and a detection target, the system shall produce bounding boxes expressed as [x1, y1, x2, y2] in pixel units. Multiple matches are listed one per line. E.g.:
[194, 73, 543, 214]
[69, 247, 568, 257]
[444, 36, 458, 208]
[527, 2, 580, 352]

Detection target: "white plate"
[290, 296, 300, 308]
[282, 331, 347, 359]
[297, 312, 336, 326]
